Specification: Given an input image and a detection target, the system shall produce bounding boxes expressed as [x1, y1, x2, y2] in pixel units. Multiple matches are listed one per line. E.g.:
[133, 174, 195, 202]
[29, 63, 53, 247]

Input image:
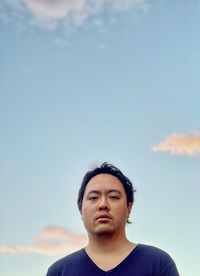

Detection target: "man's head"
[77, 162, 135, 224]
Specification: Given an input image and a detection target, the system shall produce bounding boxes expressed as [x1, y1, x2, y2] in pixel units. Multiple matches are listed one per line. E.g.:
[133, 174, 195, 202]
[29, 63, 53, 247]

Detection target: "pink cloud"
[24, 0, 86, 25]
[1, 0, 151, 29]
[0, 226, 87, 256]
[24, 0, 149, 20]
[152, 133, 200, 156]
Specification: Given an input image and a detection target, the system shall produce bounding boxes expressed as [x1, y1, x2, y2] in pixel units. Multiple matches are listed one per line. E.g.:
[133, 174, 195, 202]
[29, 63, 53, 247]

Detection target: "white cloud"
[0, 226, 87, 256]
[24, 0, 84, 19]
[24, 0, 87, 26]
[1, 0, 152, 29]
[152, 133, 200, 156]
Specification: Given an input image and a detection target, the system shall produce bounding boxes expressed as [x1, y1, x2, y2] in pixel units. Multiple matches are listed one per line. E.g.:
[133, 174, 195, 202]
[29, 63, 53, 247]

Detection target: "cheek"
[116, 206, 129, 220]
[81, 204, 94, 221]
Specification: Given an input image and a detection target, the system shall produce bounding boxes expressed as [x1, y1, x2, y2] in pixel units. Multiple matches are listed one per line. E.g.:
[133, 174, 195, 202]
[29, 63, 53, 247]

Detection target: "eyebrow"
[87, 189, 122, 195]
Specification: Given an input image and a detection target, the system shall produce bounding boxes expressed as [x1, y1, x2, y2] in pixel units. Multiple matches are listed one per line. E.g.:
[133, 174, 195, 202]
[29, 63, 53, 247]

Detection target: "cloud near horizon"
[1, 0, 151, 29]
[152, 133, 200, 156]
[0, 226, 87, 256]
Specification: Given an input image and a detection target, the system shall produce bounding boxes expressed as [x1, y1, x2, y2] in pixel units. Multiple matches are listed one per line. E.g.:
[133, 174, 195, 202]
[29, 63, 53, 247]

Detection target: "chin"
[95, 226, 115, 237]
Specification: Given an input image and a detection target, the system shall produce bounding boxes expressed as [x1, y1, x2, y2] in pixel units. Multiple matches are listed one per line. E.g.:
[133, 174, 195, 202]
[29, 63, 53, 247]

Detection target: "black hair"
[77, 162, 136, 220]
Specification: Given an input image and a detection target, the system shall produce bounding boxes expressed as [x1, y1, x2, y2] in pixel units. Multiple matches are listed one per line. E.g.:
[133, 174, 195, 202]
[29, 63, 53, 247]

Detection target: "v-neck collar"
[83, 244, 140, 274]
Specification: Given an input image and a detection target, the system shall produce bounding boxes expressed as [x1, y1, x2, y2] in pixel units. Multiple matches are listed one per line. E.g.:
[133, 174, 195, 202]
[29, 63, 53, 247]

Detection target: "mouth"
[96, 214, 112, 222]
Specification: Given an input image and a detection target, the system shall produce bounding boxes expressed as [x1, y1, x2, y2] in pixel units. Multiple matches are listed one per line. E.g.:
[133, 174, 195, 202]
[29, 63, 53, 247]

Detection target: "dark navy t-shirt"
[47, 244, 179, 276]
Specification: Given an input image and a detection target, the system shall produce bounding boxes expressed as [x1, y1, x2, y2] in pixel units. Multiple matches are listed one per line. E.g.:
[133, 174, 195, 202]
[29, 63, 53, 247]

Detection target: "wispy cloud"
[0, 226, 87, 256]
[152, 133, 200, 156]
[24, 0, 86, 26]
[1, 0, 152, 30]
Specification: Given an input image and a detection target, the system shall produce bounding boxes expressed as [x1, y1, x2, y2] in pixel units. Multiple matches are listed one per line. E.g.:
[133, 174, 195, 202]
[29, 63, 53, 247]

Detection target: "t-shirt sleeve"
[46, 269, 52, 276]
[161, 260, 180, 276]
[46, 267, 55, 276]
[46, 264, 60, 276]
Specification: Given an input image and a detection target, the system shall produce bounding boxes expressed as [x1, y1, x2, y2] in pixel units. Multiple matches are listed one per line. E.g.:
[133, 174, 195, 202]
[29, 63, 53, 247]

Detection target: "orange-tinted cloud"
[152, 133, 200, 156]
[0, 226, 87, 256]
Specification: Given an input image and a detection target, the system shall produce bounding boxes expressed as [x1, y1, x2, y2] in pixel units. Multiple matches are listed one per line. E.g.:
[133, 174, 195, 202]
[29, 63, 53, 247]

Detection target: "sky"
[0, 0, 200, 275]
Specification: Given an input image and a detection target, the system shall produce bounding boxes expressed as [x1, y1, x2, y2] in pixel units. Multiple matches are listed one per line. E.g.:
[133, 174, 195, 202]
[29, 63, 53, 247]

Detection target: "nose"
[98, 196, 110, 211]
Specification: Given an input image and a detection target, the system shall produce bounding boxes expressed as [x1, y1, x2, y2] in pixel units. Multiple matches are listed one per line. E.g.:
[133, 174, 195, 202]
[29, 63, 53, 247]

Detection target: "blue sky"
[0, 0, 200, 275]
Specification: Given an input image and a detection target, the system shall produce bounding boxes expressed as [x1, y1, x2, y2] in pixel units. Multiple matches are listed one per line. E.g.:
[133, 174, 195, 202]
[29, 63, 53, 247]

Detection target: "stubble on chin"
[93, 224, 115, 238]
[96, 231, 114, 239]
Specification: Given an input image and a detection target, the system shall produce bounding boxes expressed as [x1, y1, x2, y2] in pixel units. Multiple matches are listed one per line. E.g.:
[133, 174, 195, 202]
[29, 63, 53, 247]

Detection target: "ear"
[127, 202, 133, 216]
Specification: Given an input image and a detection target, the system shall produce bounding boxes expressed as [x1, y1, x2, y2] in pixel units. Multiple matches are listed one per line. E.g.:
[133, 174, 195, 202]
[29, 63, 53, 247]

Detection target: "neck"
[86, 231, 132, 254]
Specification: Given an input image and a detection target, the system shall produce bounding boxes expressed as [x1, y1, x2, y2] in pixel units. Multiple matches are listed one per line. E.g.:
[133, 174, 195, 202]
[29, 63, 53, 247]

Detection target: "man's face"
[81, 173, 132, 237]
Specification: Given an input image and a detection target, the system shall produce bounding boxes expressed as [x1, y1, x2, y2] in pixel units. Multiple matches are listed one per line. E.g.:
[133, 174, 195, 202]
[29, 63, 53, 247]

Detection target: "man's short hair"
[77, 162, 136, 214]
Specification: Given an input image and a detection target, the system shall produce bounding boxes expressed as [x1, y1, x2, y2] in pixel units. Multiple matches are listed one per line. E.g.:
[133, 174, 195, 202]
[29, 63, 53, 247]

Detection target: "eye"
[88, 196, 98, 201]
[109, 195, 119, 200]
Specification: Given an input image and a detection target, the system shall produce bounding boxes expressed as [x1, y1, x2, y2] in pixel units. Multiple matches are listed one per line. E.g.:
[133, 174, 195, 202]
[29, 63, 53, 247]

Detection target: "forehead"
[84, 173, 125, 194]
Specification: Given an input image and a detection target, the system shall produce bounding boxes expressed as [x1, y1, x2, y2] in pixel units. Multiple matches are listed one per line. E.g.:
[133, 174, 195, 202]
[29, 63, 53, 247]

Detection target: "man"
[47, 162, 179, 275]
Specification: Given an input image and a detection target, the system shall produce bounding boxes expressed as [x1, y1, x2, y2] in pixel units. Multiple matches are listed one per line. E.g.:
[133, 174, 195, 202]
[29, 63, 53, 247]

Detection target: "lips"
[96, 213, 112, 220]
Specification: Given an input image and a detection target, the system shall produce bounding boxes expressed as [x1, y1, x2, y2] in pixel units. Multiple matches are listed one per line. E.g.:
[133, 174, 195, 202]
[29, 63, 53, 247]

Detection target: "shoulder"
[136, 244, 172, 258]
[47, 249, 86, 275]
[134, 244, 179, 275]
